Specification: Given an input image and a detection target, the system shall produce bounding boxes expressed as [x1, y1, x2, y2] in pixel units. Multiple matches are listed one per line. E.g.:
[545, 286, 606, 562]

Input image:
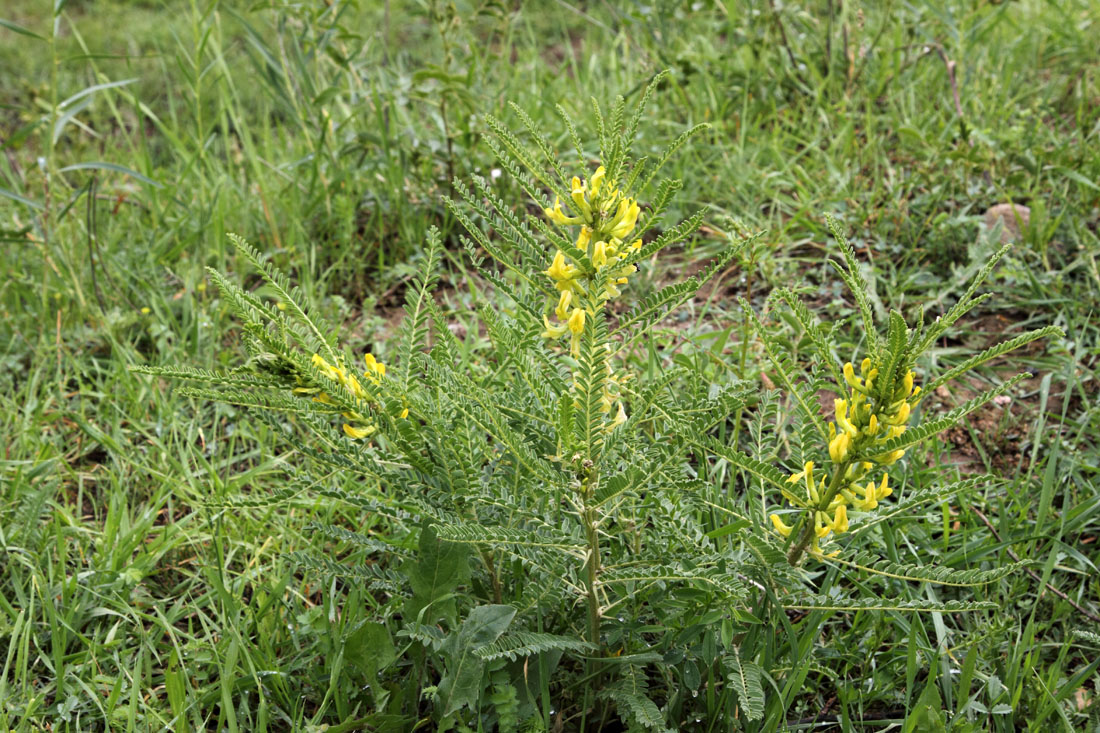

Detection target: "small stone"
[983, 203, 1030, 243]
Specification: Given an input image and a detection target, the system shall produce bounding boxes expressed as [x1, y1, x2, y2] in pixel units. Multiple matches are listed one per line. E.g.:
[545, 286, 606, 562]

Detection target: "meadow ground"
[1, 0, 1099, 730]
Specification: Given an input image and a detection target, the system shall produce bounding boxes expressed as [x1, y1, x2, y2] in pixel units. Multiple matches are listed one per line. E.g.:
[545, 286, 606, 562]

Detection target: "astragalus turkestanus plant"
[134, 72, 1061, 730]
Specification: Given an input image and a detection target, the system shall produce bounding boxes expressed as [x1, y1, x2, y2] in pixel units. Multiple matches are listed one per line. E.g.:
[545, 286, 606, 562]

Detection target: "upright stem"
[480, 549, 503, 604]
[578, 474, 604, 730]
[786, 458, 851, 566]
[583, 496, 601, 650]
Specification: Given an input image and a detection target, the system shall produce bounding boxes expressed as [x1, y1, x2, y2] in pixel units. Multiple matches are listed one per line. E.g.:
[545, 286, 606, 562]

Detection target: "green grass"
[2, 0, 1099, 729]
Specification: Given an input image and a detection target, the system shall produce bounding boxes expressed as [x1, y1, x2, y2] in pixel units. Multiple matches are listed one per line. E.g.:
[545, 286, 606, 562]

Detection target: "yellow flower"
[787, 461, 813, 484]
[609, 199, 640, 239]
[843, 361, 867, 392]
[828, 431, 850, 462]
[830, 504, 849, 533]
[612, 401, 627, 428]
[592, 240, 608, 269]
[787, 461, 819, 503]
[570, 176, 592, 220]
[311, 353, 338, 380]
[544, 197, 581, 226]
[770, 513, 793, 538]
[576, 226, 593, 252]
[876, 473, 892, 500]
[567, 307, 585, 335]
[343, 423, 375, 439]
[364, 353, 386, 378]
[399, 407, 410, 419]
[545, 251, 577, 283]
[834, 399, 858, 437]
[541, 315, 568, 339]
[589, 166, 606, 196]
[555, 290, 573, 321]
[885, 401, 911, 425]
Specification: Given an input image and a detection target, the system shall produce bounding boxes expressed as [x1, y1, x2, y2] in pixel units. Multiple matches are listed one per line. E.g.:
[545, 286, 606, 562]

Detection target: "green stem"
[584, 507, 601, 650]
[480, 549, 503, 604]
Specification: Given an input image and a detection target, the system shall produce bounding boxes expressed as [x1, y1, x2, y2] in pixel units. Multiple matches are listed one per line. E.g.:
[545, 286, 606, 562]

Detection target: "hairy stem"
[581, 477, 602, 653]
[480, 549, 503, 605]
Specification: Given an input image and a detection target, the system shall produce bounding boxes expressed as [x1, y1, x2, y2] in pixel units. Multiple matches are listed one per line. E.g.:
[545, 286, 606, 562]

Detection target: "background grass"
[1, 0, 1099, 729]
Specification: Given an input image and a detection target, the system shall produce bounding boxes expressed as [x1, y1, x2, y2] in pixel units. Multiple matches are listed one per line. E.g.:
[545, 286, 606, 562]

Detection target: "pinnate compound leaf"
[782, 596, 998, 612]
[434, 524, 585, 552]
[474, 631, 594, 661]
[605, 691, 667, 731]
[826, 554, 1029, 587]
[727, 648, 765, 721]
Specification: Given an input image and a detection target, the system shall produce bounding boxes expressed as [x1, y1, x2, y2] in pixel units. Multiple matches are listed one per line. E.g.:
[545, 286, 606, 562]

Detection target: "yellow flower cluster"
[299, 352, 391, 439]
[770, 358, 922, 554]
[541, 166, 643, 357]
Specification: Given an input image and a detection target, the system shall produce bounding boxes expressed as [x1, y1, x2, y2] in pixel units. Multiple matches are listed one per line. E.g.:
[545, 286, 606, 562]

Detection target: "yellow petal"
[541, 315, 568, 339]
[567, 307, 585, 335]
[612, 401, 627, 427]
[343, 423, 375, 439]
[576, 226, 592, 251]
[590, 166, 606, 196]
[555, 290, 573, 321]
[592, 241, 608, 269]
[770, 513, 793, 538]
[832, 504, 849, 533]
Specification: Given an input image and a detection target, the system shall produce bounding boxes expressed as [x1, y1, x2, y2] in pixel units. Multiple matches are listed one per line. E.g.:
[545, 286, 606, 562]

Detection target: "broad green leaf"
[402, 524, 469, 624]
[437, 605, 516, 716]
[344, 622, 395, 680]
